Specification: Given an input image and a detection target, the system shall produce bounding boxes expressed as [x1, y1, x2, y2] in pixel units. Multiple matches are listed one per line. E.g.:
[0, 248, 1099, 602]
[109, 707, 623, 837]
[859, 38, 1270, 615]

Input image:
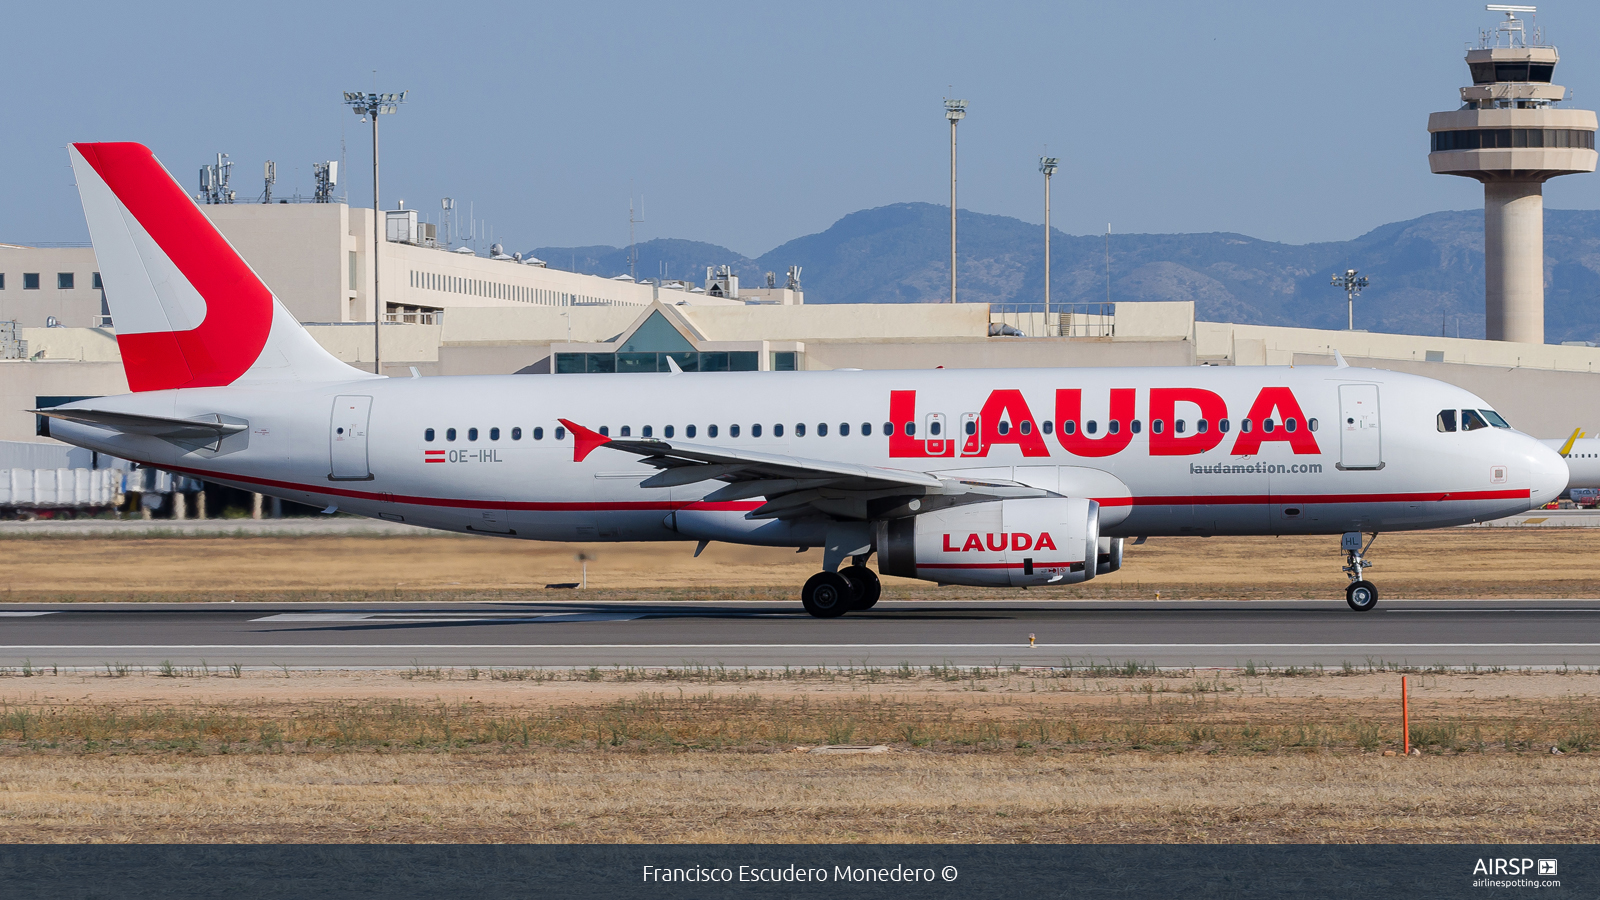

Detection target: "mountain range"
[532, 201, 1600, 344]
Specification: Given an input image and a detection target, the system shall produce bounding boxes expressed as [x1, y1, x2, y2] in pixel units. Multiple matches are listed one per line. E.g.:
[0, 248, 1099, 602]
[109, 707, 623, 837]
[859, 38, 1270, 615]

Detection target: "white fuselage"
[1542, 437, 1600, 490]
[48, 364, 1567, 544]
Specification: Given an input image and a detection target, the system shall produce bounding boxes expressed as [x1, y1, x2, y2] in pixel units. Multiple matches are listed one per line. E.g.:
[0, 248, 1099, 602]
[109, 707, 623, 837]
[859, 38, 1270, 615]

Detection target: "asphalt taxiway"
[0, 599, 1596, 669]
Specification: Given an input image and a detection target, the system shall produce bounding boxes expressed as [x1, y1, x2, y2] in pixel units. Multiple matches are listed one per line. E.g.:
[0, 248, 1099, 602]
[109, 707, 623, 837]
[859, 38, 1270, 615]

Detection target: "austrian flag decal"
[424, 450, 446, 464]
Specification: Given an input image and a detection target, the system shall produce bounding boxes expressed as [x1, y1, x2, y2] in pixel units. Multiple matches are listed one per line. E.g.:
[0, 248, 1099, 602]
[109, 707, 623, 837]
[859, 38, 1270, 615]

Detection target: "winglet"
[1559, 427, 1585, 457]
[1332, 349, 1349, 369]
[558, 418, 611, 462]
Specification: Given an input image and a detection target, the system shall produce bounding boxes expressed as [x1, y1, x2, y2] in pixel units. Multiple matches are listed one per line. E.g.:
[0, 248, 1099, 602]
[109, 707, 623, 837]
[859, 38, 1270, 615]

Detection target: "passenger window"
[1131, 420, 1142, 434]
[1263, 419, 1276, 433]
[425, 428, 435, 442]
[817, 422, 827, 437]
[1196, 419, 1209, 434]
[1063, 420, 1077, 435]
[1461, 409, 1490, 431]
[1108, 420, 1120, 435]
[533, 427, 544, 440]
[791, 423, 801, 437]
[839, 422, 849, 436]
[447, 428, 457, 441]
[1176, 420, 1186, 434]
[599, 426, 609, 436]
[1241, 419, 1253, 433]
[467, 428, 478, 441]
[997, 421, 1010, 436]
[1152, 420, 1164, 435]
[511, 427, 522, 440]
[1481, 409, 1511, 428]
[686, 424, 695, 438]
[1086, 421, 1098, 435]
[489, 427, 500, 440]
[1042, 420, 1053, 434]
[554, 426, 565, 440]
[861, 422, 872, 436]
[904, 422, 916, 436]
[643, 425, 653, 438]
[754, 424, 763, 438]
[663, 425, 673, 439]
[1308, 418, 1318, 432]
[882, 422, 892, 435]
[731, 424, 741, 438]
[1285, 418, 1297, 433]
[708, 424, 718, 438]
[620, 425, 631, 437]
[1019, 420, 1032, 435]
[1220, 419, 1231, 434]
[964, 420, 976, 435]
[928, 420, 940, 436]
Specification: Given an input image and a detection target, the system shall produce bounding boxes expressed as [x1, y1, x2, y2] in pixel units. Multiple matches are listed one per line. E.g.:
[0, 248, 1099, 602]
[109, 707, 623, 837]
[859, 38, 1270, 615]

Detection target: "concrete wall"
[800, 337, 1194, 371]
[682, 303, 991, 342]
[0, 360, 128, 443]
[0, 246, 101, 327]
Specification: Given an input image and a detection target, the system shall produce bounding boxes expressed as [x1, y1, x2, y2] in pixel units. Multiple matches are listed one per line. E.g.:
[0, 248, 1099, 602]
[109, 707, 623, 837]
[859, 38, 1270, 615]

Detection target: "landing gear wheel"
[802, 571, 855, 618]
[841, 565, 881, 610]
[1346, 580, 1378, 612]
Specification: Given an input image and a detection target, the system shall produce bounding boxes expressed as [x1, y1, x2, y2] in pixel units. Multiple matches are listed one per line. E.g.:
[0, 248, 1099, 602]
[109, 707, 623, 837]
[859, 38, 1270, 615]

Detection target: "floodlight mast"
[1040, 156, 1059, 335]
[343, 89, 408, 374]
[1330, 269, 1370, 331]
[945, 98, 967, 303]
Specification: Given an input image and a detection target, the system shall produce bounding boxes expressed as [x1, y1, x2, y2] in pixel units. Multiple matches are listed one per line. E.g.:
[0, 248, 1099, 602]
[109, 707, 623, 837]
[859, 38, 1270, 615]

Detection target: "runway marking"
[3, 642, 1600, 650]
[0, 612, 56, 618]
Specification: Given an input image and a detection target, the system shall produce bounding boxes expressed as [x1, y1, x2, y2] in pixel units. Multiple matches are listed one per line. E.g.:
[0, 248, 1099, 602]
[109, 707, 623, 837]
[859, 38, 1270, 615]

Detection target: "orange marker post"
[1401, 676, 1410, 756]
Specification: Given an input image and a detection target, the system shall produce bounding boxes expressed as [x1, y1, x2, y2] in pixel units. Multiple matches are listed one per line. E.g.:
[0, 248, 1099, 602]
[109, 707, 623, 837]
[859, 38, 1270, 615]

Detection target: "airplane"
[36, 142, 1569, 617]
[1543, 428, 1600, 490]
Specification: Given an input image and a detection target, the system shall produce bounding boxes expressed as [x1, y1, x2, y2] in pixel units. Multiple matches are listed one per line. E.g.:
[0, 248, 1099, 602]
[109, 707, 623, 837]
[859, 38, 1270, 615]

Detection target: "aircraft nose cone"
[1527, 438, 1570, 508]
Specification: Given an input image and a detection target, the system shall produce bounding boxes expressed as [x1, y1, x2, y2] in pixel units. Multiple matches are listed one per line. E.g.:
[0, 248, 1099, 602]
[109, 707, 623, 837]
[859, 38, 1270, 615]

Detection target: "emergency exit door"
[330, 395, 373, 480]
[1337, 384, 1382, 470]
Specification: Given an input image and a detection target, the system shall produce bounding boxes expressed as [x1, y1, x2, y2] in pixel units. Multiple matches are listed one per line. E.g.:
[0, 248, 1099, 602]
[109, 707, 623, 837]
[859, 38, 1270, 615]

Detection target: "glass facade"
[1431, 128, 1595, 152]
[555, 351, 760, 373]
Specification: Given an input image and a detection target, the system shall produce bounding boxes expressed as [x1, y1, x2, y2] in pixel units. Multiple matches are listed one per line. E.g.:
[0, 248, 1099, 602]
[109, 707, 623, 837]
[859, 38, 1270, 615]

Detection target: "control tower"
[1427, 5, 1597, 344]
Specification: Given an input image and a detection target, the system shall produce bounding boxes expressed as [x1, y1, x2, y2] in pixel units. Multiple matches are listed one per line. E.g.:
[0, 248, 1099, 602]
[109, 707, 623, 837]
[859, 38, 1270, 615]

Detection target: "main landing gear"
[800, 557, 882, 618]
[1342, 531, 1378, 612]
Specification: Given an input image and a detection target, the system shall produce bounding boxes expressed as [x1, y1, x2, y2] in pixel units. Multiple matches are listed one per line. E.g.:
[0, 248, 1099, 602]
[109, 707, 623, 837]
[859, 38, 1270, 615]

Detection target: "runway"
[1, 598, 1598, 669]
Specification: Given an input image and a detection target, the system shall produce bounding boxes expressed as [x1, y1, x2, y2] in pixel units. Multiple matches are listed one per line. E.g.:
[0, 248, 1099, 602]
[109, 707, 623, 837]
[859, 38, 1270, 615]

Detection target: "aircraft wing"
[558, 418, 1047, 520]
[33, 408, 247, 441]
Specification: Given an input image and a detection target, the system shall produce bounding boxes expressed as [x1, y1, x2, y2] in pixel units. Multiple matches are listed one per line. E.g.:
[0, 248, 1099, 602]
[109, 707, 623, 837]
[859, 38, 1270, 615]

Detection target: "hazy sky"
[9, 1, 1600, 257]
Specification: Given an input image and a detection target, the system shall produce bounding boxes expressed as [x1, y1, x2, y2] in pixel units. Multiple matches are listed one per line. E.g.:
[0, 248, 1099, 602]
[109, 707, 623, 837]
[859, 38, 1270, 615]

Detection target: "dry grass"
[0, 528, 1597, 601]
[5, 752, 1597, 844]
[0, 668, 1599, 842]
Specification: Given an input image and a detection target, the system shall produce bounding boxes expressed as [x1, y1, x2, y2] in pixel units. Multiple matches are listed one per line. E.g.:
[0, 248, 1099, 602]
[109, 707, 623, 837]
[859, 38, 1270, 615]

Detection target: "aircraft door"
[1338, 384, 1382, 470]
[330, 395, 373, 480]
[960, 412, 981, 456]
[926, 413, 947, 456]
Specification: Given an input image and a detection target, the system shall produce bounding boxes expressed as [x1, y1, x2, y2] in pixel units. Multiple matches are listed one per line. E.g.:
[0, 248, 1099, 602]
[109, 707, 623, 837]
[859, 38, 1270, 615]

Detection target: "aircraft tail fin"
[1559, 427, 1586, 457]
[67, 142, 371, 392]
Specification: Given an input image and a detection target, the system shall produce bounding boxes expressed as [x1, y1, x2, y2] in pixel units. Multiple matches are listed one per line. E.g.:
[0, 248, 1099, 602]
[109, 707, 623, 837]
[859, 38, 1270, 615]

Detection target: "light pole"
[344, 89, 407, 374]
[1040, 156, 1058, 335]
[1330, 269, 1370, 331]
[944, 98, 967, 304]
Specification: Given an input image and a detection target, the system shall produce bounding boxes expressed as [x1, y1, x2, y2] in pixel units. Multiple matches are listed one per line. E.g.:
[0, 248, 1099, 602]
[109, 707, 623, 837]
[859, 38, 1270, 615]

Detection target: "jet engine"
[876, 498, 1100, 587]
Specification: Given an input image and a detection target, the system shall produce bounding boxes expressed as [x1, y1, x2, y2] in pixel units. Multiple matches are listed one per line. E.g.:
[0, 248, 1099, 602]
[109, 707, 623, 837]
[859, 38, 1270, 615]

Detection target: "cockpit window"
[1480, 409, 1511, 429]
[1460, 409, 1490, 431]
[1437, 410, 1457, 432]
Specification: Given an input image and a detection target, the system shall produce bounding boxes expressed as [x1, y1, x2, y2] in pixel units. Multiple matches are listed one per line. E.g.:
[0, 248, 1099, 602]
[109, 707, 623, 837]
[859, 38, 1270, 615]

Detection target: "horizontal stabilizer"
[33, 408, 247, 441]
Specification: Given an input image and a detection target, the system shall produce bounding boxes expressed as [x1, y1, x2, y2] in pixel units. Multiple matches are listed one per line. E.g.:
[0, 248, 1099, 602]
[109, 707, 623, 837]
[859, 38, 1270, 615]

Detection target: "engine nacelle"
[1097, 537, 1124, 576]
[877, 498, 1100, 587]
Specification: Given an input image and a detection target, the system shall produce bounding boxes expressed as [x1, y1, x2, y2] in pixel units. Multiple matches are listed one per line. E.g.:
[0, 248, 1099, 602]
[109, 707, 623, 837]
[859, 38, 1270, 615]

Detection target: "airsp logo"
[1472, 858, 1555, 876]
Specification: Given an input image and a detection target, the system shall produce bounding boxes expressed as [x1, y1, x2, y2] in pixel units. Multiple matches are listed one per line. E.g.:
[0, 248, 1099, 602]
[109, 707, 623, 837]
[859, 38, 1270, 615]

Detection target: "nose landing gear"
[1342, 531, 1378, 612]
